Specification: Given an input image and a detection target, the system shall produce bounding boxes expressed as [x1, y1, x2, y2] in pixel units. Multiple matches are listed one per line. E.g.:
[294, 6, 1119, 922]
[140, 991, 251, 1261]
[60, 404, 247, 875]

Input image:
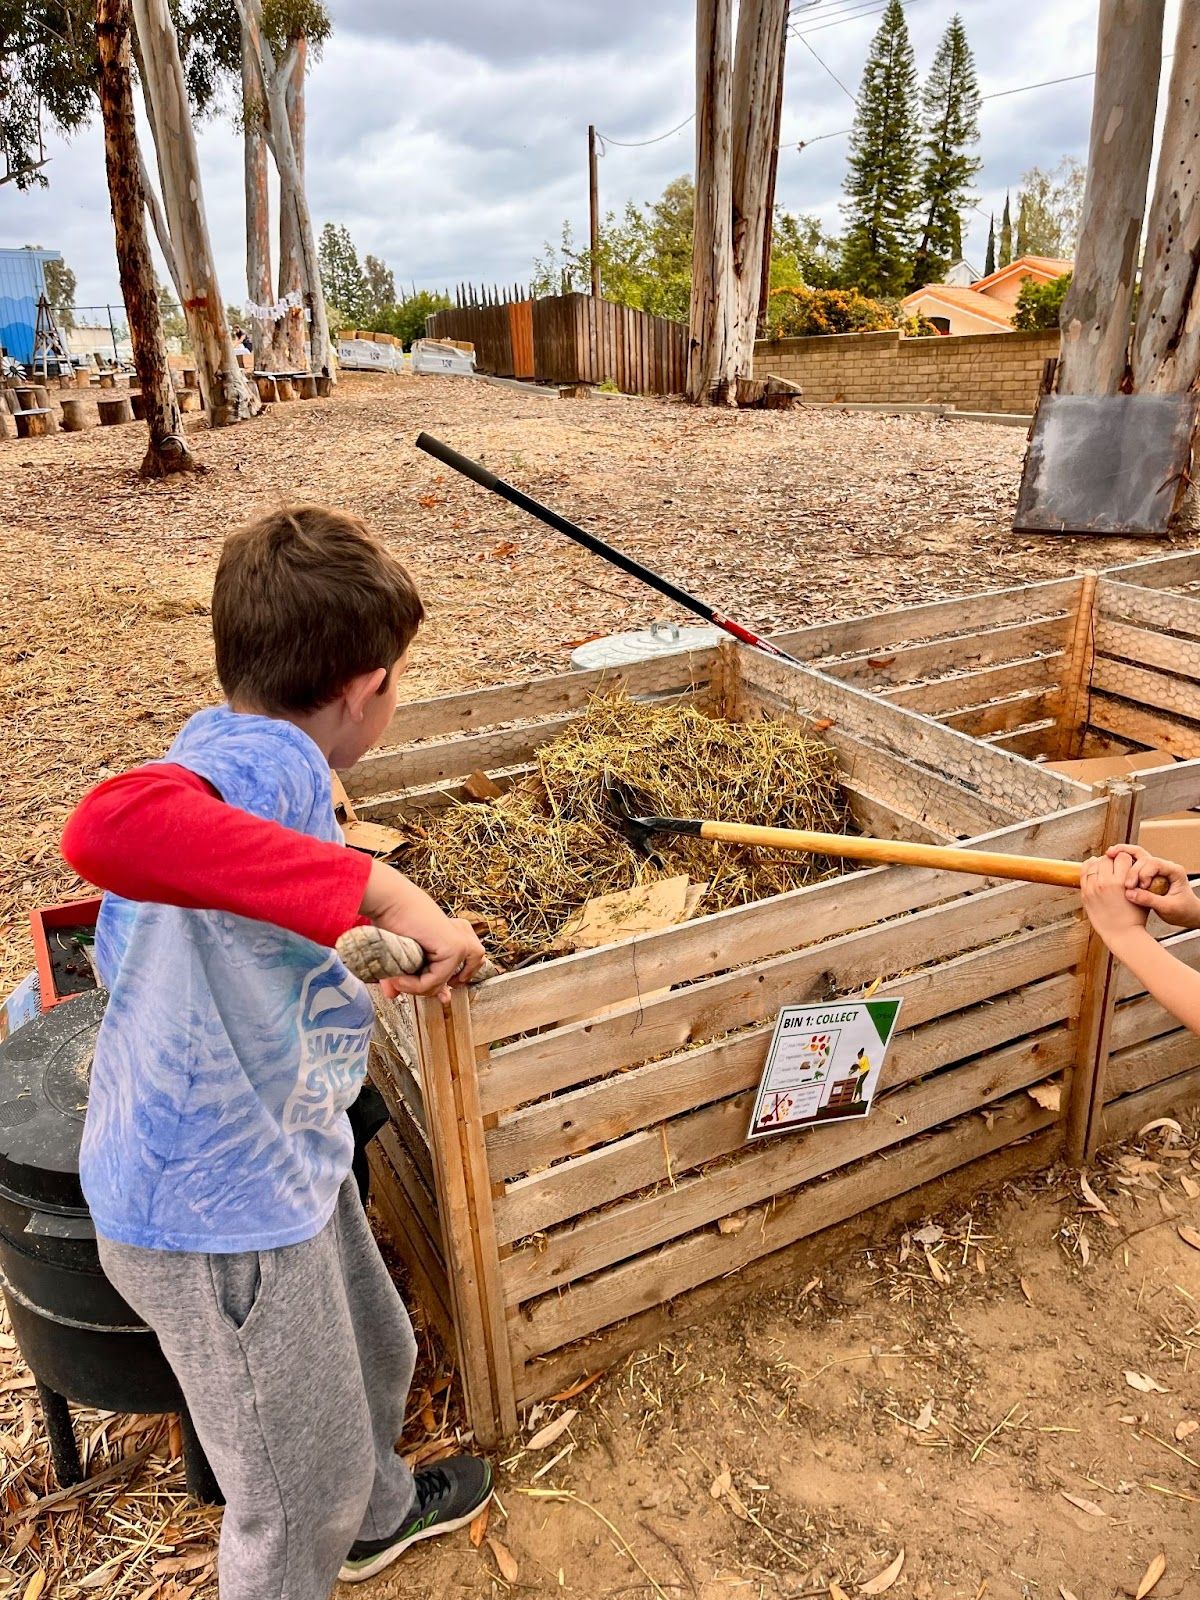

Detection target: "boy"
[62, 507, 492, 1598]
[1082, 843, 1200, 1031]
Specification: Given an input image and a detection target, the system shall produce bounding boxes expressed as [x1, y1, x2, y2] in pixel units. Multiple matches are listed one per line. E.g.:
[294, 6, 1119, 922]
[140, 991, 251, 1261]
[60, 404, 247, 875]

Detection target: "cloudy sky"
[0, 0, 1185, 314]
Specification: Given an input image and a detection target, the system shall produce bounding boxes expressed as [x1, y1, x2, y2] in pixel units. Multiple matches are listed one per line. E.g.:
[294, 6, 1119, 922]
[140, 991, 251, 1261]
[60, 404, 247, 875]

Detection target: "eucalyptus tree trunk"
[730, 0, 787, 370]
[687, 0, 735, 403]
[242, 14, 278, 369]
[130, 0, 259, 423]
[95, 0, 199, 476]
[1130, 3, 1200, 394]
[278, 38, 308, 371]
[1057, 0, 1164, 395]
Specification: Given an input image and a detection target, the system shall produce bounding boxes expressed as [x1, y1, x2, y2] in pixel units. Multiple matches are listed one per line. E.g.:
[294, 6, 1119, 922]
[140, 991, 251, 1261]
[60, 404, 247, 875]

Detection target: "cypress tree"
[999, 191, 1013, 268]
[984, 214, 995, 277]
[840, 0, 921, 297]
[909, 15, 981, 289]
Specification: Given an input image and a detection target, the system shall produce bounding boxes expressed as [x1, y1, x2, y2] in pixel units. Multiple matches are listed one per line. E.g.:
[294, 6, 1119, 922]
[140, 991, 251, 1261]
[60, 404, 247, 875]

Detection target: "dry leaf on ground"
[527, 1408, 577, 1450]
[860, 1549, 905, 1593]
[1180, 1175, 1199, 1199]
[925, 1247, 949, 1285]
[1028, 1082, 1061, 1111]
[1125, 1371, 1169, 1394]
[1176, 1420, 1198, 1441]
[710, 1465, 732, 1500]
[1061, 1492, 1105, 1517]
[1080, 1174, 1112, 1215]
[1177, 1225, 1200, 1252]
[1059, 1588, 1080, 1600]
[1135, 1553, 1167, 1599]
[912, 1399, 934, 1432]
[487, 1537, 519, 1583]
[22, 1575, 47, 1600]
[469, 1504, 490, 1548]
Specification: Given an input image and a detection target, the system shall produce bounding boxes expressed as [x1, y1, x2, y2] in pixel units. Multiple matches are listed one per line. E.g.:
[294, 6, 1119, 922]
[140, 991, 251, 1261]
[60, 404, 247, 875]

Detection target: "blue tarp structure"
[0, 247, 62, 364]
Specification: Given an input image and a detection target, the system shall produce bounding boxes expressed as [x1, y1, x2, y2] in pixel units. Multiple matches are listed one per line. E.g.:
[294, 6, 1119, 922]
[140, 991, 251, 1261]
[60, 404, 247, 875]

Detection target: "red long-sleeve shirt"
[62, 764, 372, 949]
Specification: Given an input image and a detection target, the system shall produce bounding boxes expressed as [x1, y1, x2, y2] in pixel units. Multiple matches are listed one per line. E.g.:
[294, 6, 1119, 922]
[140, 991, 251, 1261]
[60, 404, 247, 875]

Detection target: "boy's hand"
[359, 861, 485, 1002]
[1081, 850, 1151, 949]
[1105, 842, 1200, 928]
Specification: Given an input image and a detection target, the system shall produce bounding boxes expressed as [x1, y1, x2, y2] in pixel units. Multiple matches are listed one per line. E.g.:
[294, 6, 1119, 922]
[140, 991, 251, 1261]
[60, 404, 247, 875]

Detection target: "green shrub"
[766, 286, 934, 338]
[1011, 272, 1072, 332]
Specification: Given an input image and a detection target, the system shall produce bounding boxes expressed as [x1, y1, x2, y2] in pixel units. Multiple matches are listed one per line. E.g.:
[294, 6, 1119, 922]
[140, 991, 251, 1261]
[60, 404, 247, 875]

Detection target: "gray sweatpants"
[98, 1178, 417, 1600]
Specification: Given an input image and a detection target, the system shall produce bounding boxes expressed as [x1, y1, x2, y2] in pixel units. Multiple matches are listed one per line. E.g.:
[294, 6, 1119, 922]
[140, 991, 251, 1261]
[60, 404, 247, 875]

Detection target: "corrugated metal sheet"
[0, 247, 61, 364]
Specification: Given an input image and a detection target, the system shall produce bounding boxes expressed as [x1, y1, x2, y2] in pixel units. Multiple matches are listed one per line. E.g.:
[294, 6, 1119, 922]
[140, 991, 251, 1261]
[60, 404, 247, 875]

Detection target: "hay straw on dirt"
[401, 692, 849, 967]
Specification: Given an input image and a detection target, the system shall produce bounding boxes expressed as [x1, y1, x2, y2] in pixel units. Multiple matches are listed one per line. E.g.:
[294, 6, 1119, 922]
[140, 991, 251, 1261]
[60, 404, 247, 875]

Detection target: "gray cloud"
[0, 0, 1181, 312]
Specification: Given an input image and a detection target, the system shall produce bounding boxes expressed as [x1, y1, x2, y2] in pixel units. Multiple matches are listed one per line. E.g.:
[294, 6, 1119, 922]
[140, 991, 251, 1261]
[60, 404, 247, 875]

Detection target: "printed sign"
[747, 998, 902, 1138]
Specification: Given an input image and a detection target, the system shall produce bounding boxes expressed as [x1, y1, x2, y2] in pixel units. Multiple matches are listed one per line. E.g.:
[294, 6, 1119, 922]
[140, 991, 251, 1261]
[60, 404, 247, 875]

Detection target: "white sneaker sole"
[338, 1494, 493, 1583]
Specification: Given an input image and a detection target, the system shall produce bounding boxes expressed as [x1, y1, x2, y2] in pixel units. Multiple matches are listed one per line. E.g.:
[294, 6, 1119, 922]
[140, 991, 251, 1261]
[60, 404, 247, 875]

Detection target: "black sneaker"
[338, 1455, 494, 1582]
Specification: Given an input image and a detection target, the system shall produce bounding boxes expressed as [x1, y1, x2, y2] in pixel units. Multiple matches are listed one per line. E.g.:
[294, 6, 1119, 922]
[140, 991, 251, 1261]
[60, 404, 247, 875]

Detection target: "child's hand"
[1081, 850, 1151, 948]
[1105, 842, 1200, 928]
[359, 861, 485, 1001]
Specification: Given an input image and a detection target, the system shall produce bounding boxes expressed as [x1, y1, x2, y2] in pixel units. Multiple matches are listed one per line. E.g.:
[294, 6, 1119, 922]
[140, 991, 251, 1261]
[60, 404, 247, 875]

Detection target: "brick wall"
[753, 328, 1060, 414]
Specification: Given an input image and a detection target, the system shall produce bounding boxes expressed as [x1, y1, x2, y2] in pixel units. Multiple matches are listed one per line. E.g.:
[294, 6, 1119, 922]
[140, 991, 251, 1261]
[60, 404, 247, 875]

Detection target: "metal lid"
[571, 621, 724, 672]
[0, 989, 106, 1214]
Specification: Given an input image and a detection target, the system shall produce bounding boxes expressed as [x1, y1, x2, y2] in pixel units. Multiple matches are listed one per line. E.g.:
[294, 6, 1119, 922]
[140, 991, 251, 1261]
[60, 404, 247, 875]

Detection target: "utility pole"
[588, 123, 601, 298]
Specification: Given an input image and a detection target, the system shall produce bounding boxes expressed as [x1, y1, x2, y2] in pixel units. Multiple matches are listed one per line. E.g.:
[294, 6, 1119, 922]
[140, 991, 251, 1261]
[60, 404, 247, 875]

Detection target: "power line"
[596, 113, 695, 150]
[794, 32, 858, 104]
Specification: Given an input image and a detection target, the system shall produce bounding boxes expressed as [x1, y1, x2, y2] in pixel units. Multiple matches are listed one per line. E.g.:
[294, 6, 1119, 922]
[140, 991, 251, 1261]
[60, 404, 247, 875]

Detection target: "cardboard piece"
[331, 770, 356, 824]
[1044, 750, 1177, 784]
[342, 819, 410, 861]
[557, 876, 694, 952]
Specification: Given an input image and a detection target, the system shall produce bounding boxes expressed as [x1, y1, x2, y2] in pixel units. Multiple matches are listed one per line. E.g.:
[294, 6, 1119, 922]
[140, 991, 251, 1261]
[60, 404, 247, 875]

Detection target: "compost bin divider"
[1056, 572, 1099, 760]
[1065, 778, 1144, 1162]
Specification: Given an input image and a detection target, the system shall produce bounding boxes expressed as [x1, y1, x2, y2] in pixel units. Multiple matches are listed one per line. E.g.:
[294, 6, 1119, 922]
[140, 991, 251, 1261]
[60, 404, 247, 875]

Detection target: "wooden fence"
[425, 293, 687, 395]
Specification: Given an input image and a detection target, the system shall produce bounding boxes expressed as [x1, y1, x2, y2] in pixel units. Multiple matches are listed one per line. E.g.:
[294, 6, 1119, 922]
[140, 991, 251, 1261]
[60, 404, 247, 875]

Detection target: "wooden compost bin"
[763, 557, 1200, 1191]
[341, 635, 1138, 1445]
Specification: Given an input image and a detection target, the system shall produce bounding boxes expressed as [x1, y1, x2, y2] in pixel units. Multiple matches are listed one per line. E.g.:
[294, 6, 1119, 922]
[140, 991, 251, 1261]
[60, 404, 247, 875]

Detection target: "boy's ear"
[343, 667, 387, 722]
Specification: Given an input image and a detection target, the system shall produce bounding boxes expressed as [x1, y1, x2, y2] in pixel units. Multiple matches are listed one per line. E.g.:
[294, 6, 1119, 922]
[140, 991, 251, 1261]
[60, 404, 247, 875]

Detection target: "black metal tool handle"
[415, 432, 801, 665]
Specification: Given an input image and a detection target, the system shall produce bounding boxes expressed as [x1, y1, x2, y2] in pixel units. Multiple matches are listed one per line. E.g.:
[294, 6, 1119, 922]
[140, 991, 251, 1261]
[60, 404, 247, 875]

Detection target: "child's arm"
[62, 765, 483, 996]
[1082, 849, 1200, 1036]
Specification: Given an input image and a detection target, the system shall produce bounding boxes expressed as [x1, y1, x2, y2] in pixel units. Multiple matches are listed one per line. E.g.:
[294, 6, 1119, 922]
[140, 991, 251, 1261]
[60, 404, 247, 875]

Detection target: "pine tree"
[840, 0, 921, 297]
[999, 191, 1013, 267]
[909, 15, 981, 289]
[984, 214, 995, 277]
[317, 222, 367, 322]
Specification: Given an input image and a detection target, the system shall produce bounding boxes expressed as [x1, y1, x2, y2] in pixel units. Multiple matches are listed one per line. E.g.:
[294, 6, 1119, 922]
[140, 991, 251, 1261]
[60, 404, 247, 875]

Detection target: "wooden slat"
[1100, 552, 1200, 592]
[895, 654, 1058, 720]
[842, 783, 955, 844]
[943, 692, 1055, 738]
[827, 729, 1019, 834]
[375, 645, 718, 747]
[1096, 617, 1200, 680]
[1098, 578, 1200, 638]
[368, 1143, 453, 1345]
[984, 719, 1058, 757]
[509, 1050, 1066, 1358]
[1091, 656, 1200, 726]
[1115, 925, 1200, 1001]
[374, 1121, 443, 1254]
[500, 974, 1077, 1299]
[469, 799, 1107, 1049]
[824, 617, 1069, 691]
[483, 877, 1081, 1136]
[1130, 759, 1200, 817]
[1087, 692, 1200, 758]
[515, 1112, 1060, 1403]
[1104, 1028, 1200, 1101]
[346, 713, 582, 797]
[770, 576, 1080, 662]
[1110, 991, 1183, 1053]
[1098, 1063, 1200, 1147]
[742, 657, 1085, 816]
[486, 920, 1082, 1182]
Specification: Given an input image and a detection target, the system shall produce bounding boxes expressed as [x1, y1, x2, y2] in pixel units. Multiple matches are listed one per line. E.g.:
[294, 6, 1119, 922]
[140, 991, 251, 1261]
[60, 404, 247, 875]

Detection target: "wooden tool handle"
[336, 925, 499, 986]
[696, 821, 1170, 895]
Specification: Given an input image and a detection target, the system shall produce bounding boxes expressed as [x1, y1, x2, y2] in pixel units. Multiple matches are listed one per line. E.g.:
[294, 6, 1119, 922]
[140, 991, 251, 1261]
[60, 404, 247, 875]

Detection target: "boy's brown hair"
[213, 506, 424, 713]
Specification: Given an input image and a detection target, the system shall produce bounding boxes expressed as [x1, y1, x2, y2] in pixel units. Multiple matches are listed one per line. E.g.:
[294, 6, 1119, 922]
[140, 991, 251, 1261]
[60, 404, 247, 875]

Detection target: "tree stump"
[60, 397, 90, 432]
[295, 373, 318, 399]
[15, 386, 38, 411]
[130, 391, 146, 420]
[177, 387, 202, 412]
[75, 368, 93, 388]
[97, 395, 134, 426]
[0, 407, 12, 439]
[98, 372, 117, 390]
[15, 409, 52, 438]
[254, 374, 278, 402]
[316, 375, 333, 397]
[275, 376, 296, 402]
[31, 388, 59, 432]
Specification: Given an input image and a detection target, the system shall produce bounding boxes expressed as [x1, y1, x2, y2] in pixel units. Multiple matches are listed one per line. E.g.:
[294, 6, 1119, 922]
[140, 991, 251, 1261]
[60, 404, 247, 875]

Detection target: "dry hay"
[401, 693, 849, 966]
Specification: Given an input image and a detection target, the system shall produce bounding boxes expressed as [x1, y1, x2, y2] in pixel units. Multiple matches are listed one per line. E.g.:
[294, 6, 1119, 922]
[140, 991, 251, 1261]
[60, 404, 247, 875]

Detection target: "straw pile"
[401, 693, 849, 966]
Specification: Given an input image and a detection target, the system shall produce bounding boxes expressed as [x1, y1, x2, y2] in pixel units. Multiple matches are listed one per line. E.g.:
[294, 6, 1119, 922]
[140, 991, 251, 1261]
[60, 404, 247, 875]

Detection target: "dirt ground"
[3, 373, 1200, 1599]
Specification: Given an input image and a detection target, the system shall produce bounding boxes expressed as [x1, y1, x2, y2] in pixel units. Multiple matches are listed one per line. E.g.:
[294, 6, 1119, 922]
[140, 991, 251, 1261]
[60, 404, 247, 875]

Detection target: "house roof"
[971, 255, 1073, 295]
[900, 284, 1015, 328]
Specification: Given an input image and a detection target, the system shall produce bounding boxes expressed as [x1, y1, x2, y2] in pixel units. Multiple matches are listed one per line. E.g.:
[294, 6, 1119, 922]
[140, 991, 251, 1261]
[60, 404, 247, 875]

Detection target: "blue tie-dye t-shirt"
[80, 706, 375, 1253]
